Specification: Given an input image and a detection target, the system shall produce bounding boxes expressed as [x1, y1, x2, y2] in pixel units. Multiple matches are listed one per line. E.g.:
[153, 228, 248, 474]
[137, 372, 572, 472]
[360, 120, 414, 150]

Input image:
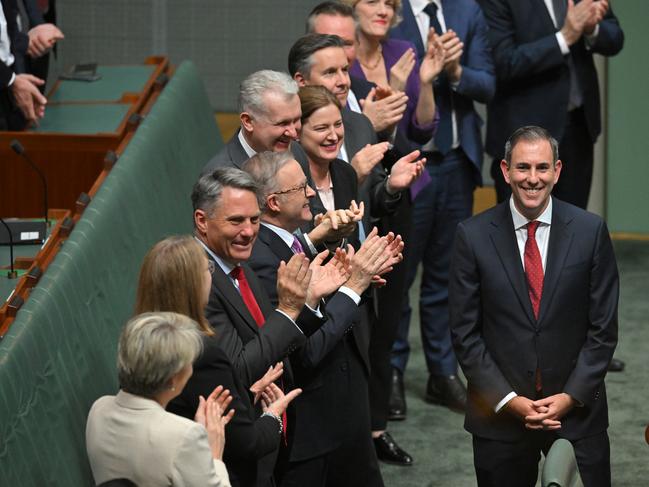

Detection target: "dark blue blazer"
[449, 198, 618, 441]
[390, 0, 495, 182]
[477, 0, 624, 158]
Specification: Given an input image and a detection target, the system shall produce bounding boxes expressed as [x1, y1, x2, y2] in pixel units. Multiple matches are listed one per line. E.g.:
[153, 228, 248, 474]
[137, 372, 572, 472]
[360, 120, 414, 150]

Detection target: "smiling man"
[449, 126, 619, 487]
[192, 167, 321, 388]
[201, 70, 303, 174]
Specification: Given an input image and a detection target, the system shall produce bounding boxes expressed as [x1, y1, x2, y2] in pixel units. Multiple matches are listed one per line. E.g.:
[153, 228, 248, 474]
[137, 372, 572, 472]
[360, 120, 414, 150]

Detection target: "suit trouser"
[473, 430, 610, 487]
[391, 149, 475, 375]
[491, 107, 594, 209]
[281, 335, 384, 487]
[369, 195, 412, 430]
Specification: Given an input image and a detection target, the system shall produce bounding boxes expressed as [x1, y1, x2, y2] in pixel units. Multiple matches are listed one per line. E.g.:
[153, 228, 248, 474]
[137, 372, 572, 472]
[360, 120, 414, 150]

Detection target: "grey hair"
[306, 1, 356, 33]
[288, 34, 346, 79]
[238, 70, 299, 119]
[242, 151, 296, 211]
[191, 167, 263, 219]
[504, 126, 559, 167]
[117, 312, 203, 398]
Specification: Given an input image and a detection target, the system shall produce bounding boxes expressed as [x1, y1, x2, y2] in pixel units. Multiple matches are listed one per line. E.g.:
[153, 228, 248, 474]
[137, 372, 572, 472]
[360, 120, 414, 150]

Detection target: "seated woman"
[135, 235, 299, 487]
[85, 312, 232, 487]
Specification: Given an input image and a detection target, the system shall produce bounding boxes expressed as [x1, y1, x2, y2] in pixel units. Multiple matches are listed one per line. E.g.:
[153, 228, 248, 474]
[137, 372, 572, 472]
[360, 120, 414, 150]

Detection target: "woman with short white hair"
[85, 312, 232, 487]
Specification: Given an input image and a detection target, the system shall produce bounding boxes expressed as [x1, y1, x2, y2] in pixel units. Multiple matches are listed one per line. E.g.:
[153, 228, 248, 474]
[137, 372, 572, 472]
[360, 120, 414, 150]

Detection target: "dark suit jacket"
[168, 336, 279, 487]
[476, 0, 624, 157]
[449, 198, 618, 441]
[391, 0, 495, 180]
[204, 257, 320, 388]
[248, 224, 368, 462]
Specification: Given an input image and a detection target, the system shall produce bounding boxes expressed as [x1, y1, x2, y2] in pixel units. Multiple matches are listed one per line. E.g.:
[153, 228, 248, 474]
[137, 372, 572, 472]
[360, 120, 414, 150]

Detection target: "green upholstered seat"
[541, 439, 584, 487]
[0, 61, 222, 486]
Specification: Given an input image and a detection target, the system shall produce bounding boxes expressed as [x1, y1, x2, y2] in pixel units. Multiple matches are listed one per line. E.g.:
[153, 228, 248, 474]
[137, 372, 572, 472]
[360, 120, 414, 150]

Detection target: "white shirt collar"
[509, 196, 553, 230]
[237, 129, 257, 158]
[411, 0, 442, 16]
[261, 221, 295, 248]
[195, 236, 236, 276]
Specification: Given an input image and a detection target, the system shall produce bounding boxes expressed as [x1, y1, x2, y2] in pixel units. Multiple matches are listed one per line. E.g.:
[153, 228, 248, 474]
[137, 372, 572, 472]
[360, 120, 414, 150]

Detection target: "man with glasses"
[244, 150, 402, 487]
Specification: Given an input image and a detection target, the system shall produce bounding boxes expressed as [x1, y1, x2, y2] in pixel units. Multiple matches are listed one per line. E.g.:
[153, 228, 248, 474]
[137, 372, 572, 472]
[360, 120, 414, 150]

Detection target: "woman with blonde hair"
[86, 312, 232, 486]
[343, 0, 443, 150]
[135, 236, 300, 487]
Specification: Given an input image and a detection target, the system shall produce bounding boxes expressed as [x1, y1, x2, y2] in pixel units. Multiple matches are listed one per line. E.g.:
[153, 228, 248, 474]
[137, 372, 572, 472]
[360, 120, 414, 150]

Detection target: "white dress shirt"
[0, 2, 16, 86]
[494, 197, 553, 412]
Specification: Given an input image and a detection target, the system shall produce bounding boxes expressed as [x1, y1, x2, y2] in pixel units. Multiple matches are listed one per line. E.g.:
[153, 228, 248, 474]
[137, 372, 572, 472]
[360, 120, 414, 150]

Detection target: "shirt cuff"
[275, 309, 303, 334]
[555, 31, 571, 55]
[8, 73, 16, 86]
[338, 286, 361, 305]
[305, 302, 323, 318]
[303, 233, 318, 255]
[495, 391, 517, 413]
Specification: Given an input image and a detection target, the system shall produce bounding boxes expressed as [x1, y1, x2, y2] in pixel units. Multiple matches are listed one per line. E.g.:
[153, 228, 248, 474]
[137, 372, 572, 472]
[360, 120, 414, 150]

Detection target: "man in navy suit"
[449, 126, 618, 487]
[477, 0, 623, 209]
[389, 0, 495, 415]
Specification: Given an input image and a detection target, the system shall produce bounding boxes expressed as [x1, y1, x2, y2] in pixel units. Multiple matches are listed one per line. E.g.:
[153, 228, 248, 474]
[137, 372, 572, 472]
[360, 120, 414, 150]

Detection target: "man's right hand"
[276, 253, 311, 320]
[344, 228, 392, 295]
[27, 23, 64, 58]
[11, 74, 47, 124]
[561, 0, 596, 46]
[360, 87, 408, 133]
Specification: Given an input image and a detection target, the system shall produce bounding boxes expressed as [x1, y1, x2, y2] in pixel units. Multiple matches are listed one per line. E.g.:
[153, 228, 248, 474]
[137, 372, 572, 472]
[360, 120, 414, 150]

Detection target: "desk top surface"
[49, 65, 157, 103]
[30, 104, 132, 134]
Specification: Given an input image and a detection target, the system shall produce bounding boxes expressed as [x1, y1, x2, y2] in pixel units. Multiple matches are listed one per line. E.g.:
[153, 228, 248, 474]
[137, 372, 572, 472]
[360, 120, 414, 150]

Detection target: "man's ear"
[553, 159, 563, 183]
[500, 159, 511, 185]
[266, 194, 281, 213]
[194, 209, 208, 236]
[240, 112, 254, 132]
[294, 72, 307, 87]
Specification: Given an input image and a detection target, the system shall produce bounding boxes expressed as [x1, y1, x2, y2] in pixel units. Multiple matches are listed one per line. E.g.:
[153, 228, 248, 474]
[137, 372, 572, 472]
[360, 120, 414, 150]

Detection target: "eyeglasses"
[272, 181, 309, 197]
[207, 260, 216, 275]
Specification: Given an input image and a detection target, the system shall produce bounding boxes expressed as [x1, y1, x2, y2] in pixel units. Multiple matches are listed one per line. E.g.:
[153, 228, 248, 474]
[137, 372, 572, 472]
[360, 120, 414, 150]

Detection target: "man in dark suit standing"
[449, 126, 619, 487]
[477, 0, 623, 209]
[243, 150, 400, 487]
[192, 167, 318, 387]
[388, 0, 496, 416]
[201, 70, 303, 174]
[0, 0, 47, 129]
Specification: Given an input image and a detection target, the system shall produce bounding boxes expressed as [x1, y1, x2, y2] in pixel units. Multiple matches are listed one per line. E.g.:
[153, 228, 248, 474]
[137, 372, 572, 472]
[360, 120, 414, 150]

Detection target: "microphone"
[0, 217, 18, 279]
[10, 139, 49, 230]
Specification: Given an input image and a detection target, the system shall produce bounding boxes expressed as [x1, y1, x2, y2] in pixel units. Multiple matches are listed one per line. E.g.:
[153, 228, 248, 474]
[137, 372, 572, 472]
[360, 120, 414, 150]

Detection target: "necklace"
[358, 45, 383, 70]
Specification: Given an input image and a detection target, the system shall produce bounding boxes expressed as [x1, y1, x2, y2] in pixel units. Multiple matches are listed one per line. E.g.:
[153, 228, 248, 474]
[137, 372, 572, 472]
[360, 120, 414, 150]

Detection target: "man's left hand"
[524, 393, 576, 430]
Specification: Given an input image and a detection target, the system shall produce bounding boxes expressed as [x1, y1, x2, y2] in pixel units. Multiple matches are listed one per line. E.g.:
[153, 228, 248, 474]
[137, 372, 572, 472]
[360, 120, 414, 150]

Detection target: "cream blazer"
[86, 390, 231, 487]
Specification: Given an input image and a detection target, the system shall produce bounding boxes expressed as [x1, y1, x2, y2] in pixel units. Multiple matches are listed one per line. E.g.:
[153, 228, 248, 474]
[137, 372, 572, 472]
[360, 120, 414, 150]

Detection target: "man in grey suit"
[201, 70, 303, 174]
[449, 126, 618, 487]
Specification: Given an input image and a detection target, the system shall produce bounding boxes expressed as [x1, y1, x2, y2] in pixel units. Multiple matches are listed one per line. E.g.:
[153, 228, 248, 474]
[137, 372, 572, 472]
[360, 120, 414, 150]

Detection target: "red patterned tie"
[524, 221, 544, 392]
[231, 266, 265, 327]
[524, 221, 544, 319]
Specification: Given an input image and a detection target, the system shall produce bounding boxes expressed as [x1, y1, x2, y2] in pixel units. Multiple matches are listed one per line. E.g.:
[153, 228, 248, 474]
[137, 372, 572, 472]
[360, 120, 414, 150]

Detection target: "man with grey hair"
[243, 151, 402, 486]
[192, 167, 320, 388]
[202, 70, 303, 174]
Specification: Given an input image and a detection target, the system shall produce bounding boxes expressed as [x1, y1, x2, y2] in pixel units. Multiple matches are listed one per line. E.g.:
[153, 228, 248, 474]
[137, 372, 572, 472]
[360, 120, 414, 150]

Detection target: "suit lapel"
[208, 255, 260, 332]
[538, 199, 574, 323]
[489, 203, 537, 326]
[534, 0, 559, 31]
[342, 108, 364, 158]
[227, 131, 250, 168]
[259, 225, 294, 263]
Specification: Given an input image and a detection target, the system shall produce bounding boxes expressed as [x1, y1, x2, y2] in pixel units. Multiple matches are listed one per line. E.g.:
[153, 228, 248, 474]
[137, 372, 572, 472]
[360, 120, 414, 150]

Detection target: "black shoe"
[373, 432, 414, 466]
[425, 374, 467, 413]
[388, 368, 407, 421]
[608, 357, 625, 372]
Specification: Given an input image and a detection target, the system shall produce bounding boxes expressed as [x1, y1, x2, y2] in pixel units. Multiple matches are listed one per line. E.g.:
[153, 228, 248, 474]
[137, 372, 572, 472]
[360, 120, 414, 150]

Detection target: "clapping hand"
[250, 362, 284, 404]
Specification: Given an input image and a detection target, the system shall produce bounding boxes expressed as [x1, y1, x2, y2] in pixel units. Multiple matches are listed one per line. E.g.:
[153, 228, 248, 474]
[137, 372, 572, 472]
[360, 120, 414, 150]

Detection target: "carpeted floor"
[379, 239, 649, 486]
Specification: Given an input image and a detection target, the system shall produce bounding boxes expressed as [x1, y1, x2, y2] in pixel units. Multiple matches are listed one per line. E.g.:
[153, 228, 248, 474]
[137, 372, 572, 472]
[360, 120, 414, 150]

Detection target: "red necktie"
[231, 266, 265, 327]
[524, 221, 544, 392]
[524, 221, 544, 319]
